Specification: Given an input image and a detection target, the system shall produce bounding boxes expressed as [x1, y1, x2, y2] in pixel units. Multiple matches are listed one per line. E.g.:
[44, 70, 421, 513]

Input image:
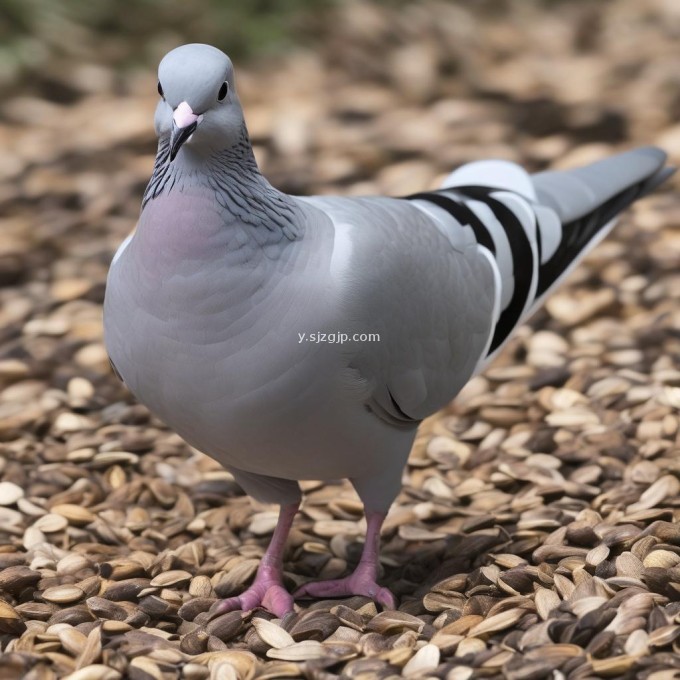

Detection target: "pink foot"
[210, 568, 294, 618]
[210, 503, 299, 619]
[294, 510, 396, 609]
[294, 565, 397, 610]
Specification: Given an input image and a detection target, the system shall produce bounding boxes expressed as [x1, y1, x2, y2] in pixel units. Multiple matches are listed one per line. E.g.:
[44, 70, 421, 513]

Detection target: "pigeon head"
[155, 44, 243, 161]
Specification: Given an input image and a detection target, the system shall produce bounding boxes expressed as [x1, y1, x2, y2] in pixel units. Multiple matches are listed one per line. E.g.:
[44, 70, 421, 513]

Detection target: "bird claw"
[294, 570, 397, 610]
[210, 578, 295, 619]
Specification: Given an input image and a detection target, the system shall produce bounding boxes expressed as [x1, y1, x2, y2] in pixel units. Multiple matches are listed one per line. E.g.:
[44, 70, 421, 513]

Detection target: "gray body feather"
[104, 64, 672, 512]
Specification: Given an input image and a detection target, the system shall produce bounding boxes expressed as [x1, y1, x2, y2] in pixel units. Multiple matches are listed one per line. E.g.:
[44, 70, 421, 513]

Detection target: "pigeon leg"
[294, 510, 396, 609]
[211, 502, 299, 618]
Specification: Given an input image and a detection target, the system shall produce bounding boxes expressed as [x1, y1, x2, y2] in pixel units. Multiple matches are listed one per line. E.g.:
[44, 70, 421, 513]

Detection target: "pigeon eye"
[157, 81, 164, 99]
[217, 81, 229, 101]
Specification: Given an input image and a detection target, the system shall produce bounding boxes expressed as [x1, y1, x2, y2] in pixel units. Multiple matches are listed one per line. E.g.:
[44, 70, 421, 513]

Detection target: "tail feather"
[532, 146, 669, 223]
[534, 153, 675, 297]
[405, 146, 674, 367]
[638, 165, 676, 198]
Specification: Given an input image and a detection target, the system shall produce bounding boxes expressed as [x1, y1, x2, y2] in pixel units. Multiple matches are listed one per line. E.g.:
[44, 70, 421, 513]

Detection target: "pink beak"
[169, 101, 200, 160]
[173, 101, 199, 129]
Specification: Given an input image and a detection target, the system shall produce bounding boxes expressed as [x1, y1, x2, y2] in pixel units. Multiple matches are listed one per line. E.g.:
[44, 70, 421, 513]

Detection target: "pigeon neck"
[142, 125, 302, 242]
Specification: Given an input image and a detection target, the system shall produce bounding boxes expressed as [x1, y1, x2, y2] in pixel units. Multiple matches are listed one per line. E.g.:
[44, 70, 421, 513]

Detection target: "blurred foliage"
[0, 0, 335, 87]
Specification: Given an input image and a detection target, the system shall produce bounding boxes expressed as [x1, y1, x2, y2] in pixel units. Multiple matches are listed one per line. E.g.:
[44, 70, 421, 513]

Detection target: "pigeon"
[103, 43, 674, 617]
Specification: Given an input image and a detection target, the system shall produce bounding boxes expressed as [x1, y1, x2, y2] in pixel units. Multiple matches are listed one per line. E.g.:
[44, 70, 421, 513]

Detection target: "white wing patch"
[490, 191, 540, 319]
[441, 159, 538, 201]
[473, 246, 503, 373]
[111, 232, 135, 266]
[329, 221, 354, 283]
[462, 197, 515, 309]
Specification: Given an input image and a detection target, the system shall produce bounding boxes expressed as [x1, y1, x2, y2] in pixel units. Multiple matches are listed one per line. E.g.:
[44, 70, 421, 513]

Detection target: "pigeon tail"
[404, 147, 674, 365]
[530, 147, 675, 298]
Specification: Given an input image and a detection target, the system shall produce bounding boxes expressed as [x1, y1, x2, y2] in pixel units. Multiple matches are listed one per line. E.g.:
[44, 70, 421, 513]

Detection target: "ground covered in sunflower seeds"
[1, 1, 680, 678]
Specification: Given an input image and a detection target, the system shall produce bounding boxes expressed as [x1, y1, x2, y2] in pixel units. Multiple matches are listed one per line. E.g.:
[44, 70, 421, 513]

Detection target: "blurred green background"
[0, 0, 335, 92]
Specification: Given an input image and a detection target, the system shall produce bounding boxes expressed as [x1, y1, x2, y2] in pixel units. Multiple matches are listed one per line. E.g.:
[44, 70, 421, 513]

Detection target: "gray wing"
[300, 146, 672, 427]
[300, 194, 499, 426]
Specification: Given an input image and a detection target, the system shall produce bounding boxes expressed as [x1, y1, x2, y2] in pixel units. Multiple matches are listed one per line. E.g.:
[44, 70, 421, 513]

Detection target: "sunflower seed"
[251, 617, 295, 648]
[34, 513, 69, 533]
[468, 608, 526, 637]
[266, 640, 327, 661]
[0, 598, 26, 635]
[42, 586, 86, 605]
[148, 570, 191, 588]
[402, 643, 440, 677]
[0, 481, 24, 506]
[63, 665, 122, 680]
[50, 505, 95, 526]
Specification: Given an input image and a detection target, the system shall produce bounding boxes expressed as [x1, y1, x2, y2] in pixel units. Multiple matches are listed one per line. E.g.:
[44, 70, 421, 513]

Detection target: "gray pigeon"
[104, 43, 674, 616]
